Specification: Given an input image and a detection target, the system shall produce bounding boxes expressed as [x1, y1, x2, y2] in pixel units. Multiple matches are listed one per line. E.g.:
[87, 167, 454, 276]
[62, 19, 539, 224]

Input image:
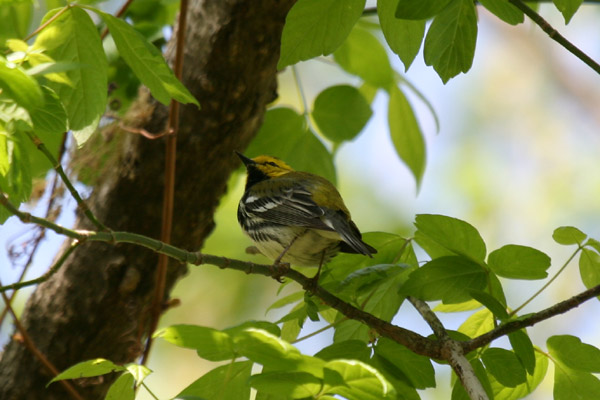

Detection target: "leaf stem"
[23, 4, 71, 42]
[141, 382, 160, 400]
[510, 245, 582, 316]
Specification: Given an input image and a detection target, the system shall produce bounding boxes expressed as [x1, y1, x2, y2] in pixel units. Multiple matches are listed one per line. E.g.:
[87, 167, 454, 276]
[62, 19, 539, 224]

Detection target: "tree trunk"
[0, 1, 295, 398]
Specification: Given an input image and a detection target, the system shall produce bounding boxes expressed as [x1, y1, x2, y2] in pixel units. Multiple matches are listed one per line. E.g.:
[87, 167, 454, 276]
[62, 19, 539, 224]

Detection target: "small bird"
[236, 152, 376, 274]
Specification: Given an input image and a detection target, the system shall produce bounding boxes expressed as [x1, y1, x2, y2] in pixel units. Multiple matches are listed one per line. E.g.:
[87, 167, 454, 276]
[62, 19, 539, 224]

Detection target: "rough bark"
[0, 0, 296, 398]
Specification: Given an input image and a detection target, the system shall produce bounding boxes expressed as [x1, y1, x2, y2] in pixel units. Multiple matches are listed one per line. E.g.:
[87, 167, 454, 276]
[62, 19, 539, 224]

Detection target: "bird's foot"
[271, 261, 290, 283]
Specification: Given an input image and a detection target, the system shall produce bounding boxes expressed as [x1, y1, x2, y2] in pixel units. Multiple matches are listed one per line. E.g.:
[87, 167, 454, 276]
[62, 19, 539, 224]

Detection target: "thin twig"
[0, 241, 81, 293]
[142, 0, 190, 365]
[24, 131, 108, 232]
[0, 282, 84, 400]
[23, 5, 71, 41]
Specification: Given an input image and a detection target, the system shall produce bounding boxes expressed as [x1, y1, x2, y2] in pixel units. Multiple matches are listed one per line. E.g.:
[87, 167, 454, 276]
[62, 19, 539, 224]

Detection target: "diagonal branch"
[464, 283, 600, 352]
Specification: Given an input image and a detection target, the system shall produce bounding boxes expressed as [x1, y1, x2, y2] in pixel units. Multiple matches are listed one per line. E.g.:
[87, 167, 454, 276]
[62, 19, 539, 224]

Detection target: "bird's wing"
[242, 184, 334, 231]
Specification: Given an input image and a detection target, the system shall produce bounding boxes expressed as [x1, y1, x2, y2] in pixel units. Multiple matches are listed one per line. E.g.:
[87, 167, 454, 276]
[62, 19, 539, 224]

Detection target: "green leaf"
[458, 308, 494, 339]
[33, 7, 107, 146]
[315, 340, 371, 363]
[124, 364, 152, 386]
[267, 291, 304, 313]
[278, 0, 366, 68]
[469, 290, 508, 320]
[105, 373, 134, 400]
[98, 11, 198, 107]
[553, 226, 587, 245]
[508, 330, 535, 375]
[400, 256, 487, 303]
[423, 0, 477, 83]
[155, 324, 234, 361]
[478, 0, 524, 25]
[487, 244, 551, 280]
[249, 371, 322, 399]
[547, 335, 600, 373]
[388, 84, 426, 188]
[414, 214, 486, 263]
[177, 361, 252, 400]
[223, 320, 281, 338]
[312, 85, 372, 143]
[324, 232, 410, 282]
[31, 86, 67, 135]
[0, 59, 43, 111]
[0, 131, 32, 208]
[323, 359, 396, 400]
[553, 0, 583, 24]
[49, 359, 124, 384]
[234, 328, 319, 373]
[333, 319, 370, 343]
[434, 299, 481, 313]
[374, 338, 435, 389]
[553, 361, 600, 400]
[338, 264, 409, 296]
[395, 0, 453, 20]
[244, 107, 336, 184]
[0, 1, 33, 42]
[481, 348, 527, 387]
[334, 26, 394, 89]
[378, 0, 425, 71]
[579, 248, 600, 299]
[586, 238, 600, 253]
[489, 350, 548, 400]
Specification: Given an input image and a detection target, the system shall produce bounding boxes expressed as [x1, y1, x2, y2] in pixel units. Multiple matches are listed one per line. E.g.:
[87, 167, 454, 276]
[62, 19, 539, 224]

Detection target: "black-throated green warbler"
[237, 152, 377, 269]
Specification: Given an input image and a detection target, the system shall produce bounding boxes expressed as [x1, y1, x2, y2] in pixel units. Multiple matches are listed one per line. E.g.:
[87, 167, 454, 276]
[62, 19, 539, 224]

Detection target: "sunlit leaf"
[49, 359, 124, 384]
[322, 359, 396, 400]
[508, 330, 535, 375]
[489, 350, 547, 400]
[0, 59, 43, 111]
[250, 371, 322, 398]
[155, 324, 234, 361]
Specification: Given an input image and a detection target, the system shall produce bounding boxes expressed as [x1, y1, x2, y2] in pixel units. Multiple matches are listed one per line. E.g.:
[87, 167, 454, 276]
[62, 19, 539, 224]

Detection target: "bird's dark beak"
[235, 151, 255, 167]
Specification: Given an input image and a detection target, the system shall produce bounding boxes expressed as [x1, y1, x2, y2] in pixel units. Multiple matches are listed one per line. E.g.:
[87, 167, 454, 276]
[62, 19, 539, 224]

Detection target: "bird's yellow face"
[249, 155, 294, 178]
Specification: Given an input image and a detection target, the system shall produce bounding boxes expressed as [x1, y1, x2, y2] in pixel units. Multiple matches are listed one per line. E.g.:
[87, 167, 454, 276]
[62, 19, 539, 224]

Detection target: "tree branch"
[464, 283, 600, 352]
[408, 296, 489, 400]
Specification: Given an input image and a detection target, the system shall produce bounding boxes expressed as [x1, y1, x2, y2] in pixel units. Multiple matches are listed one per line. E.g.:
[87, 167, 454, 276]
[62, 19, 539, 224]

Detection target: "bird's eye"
[266, 161, 278, 167]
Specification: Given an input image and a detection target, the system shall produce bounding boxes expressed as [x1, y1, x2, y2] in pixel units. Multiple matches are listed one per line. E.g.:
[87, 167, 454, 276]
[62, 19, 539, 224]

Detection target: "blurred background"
[1, 2, 600, 399]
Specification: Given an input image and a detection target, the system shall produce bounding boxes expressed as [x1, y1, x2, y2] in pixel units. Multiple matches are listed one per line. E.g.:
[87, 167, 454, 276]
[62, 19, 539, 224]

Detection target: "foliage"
[1, 0, 599, 399]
